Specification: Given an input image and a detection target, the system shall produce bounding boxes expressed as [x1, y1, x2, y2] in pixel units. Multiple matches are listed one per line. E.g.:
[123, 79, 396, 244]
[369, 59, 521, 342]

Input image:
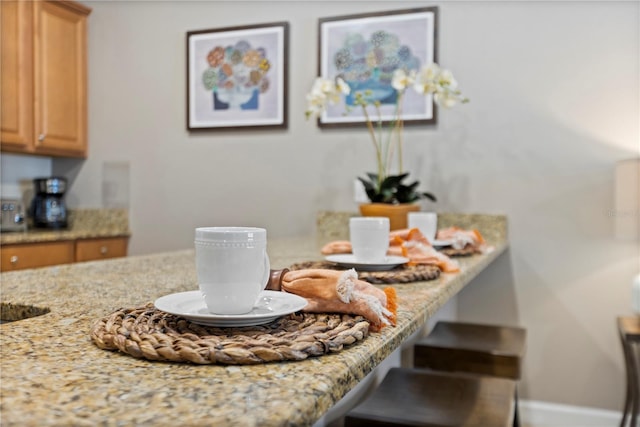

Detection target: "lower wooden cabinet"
[1, 236, 129, 271]
[1, 241, 74, 271]
[75, 237, 128, 262]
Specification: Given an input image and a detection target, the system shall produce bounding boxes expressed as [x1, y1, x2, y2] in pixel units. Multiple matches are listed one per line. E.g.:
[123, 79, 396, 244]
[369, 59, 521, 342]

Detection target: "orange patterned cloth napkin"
[436, 226, 492, 252]
[387, 228, 459, 272]
[267, 269, 396, 332]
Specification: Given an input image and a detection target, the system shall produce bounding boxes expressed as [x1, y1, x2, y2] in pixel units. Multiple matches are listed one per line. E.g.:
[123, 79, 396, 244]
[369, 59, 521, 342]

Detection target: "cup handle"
[260, 252, 271, 291]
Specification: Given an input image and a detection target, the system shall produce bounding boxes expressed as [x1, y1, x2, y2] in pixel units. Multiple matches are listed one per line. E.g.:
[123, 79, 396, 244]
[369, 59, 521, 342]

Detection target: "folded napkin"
[387, 228, 459, 272]
[436, 226, 492, 253]
[321, 227, 460, 273]
[267, 268, 397, 332]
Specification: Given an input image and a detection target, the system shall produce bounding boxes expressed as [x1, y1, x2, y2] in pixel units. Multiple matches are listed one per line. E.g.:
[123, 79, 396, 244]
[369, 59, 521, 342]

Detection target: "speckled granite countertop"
[0, 208, 130, 245]
[0, 213, 507, 426]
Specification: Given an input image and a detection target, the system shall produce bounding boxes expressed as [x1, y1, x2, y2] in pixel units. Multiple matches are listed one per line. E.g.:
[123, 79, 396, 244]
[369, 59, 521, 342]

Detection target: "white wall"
[3, 0, 638, 413]
[0, 153, 51, 207]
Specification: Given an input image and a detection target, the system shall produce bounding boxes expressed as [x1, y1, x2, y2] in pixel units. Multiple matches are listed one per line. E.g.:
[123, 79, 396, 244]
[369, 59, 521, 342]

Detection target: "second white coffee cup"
[408, 212, 438, 242]
[349, 217, 390, 263]
[194, 227, 270, 315]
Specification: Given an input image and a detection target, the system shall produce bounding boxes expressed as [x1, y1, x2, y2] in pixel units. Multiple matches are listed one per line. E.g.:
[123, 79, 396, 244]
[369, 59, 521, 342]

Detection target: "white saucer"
[325, 254, 410, 271]
[154, 290, 308, 327]
[431, 239, 455, 248]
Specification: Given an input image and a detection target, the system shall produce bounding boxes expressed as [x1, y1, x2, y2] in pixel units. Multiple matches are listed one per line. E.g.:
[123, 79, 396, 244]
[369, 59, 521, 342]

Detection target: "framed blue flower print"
[318, 8, 438, 128]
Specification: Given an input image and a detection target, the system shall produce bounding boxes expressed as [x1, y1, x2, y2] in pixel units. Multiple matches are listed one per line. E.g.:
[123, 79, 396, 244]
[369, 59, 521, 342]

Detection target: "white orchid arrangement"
[306, 63, 468, 204]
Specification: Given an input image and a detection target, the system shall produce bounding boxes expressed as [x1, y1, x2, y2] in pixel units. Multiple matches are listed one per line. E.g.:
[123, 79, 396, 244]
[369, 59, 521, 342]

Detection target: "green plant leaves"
[358, 172, 437, 204]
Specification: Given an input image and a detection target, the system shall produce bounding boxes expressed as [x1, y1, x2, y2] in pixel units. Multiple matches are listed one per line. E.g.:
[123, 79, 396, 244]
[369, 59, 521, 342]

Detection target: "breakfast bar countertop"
[0, 213, 508, 427]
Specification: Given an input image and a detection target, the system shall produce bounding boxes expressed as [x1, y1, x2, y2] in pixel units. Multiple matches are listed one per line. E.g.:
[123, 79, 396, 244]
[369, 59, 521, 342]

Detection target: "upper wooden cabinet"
[1, 0, 91, 158]
[1, 1, 33, 151]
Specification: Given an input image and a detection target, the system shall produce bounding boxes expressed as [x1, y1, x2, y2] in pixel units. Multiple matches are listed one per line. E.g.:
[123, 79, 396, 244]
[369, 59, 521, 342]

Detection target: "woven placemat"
[289, 261, 440, 284]
[91, 303, 369, 365]
[439, 246, 481, 257]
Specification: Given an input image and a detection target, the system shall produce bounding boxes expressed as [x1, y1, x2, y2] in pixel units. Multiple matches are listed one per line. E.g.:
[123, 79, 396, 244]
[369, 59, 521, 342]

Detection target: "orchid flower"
[391, 69, 414, 92]
[304, 63, 467, 204]
[305, 77, 350, 119]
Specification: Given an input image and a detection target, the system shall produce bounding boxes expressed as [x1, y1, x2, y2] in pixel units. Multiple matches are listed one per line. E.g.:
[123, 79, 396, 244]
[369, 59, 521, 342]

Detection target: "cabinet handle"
[38, 134, 46, 141]
[100, 246, 108, 255]
[10, 256, 18, 264]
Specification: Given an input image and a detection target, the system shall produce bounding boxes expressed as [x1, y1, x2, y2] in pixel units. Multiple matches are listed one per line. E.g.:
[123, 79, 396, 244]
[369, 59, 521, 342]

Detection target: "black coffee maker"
[31, 177, 68, 229]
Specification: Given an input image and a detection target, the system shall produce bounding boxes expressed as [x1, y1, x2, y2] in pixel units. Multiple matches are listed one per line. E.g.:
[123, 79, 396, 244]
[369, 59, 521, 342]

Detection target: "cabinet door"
[75, 237, 129, 262]
[1, 241, 74, 271]
[33, 0, 90, 158]
[0, 1, 34, 151]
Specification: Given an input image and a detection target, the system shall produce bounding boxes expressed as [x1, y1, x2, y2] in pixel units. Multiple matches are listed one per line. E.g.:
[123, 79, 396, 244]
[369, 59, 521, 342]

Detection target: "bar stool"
[618, 316, 640, 427]
[413, 321, 526, 426]
[344, 367, 517, 427]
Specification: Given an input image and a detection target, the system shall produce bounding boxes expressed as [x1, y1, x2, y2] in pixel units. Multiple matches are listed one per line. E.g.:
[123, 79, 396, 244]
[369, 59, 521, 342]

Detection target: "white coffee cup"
[408, 212, 438, 242]
[194, 227, 270, 315]
[349, 217, 390, 263]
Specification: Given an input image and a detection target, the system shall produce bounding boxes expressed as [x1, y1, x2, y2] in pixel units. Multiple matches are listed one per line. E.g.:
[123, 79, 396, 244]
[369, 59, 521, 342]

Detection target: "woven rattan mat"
[91, 303, 369, 365]
[289, 261, 440, 284]
[439, 246, 480, 257]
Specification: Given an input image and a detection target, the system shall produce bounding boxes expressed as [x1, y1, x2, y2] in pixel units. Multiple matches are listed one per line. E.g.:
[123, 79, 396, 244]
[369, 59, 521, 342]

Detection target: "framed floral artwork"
[187, 22, 289, 130]
[317, 8, 438, 128]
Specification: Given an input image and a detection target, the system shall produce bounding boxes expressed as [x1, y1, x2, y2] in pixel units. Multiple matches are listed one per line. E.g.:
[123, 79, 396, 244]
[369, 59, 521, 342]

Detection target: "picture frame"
[318, 8, 438, 128]
[187, 22, 289, 131]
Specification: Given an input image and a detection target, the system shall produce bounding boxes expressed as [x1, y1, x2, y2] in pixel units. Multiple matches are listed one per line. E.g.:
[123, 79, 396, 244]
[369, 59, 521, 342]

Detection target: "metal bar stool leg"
[619, 317, 640, 427]
[621, 337, 633, 427]
[630, 341, 640, 427]
[513, 386, 520, 427]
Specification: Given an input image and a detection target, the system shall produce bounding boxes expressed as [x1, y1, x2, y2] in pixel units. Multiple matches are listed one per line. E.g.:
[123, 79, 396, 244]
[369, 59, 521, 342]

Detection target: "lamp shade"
[614, 158, 640, 240]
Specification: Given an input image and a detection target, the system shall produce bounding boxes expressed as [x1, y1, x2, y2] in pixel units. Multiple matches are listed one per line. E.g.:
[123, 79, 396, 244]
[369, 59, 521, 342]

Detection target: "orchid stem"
[361, 105, 384, 188]
[396, 91, 404, 174]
